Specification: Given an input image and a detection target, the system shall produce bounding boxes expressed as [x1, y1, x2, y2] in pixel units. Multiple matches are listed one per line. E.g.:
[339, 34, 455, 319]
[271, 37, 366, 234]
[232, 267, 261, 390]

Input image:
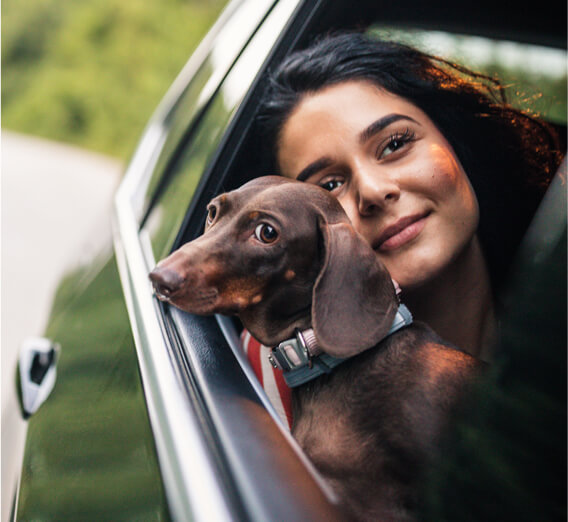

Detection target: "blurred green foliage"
[2, 0, 227, 160]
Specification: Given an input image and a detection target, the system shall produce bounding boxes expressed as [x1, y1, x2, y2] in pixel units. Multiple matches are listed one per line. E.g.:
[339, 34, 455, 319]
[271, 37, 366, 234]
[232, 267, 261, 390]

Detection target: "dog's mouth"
[153, 287, 173, 303]
[153, 284, 221, 315]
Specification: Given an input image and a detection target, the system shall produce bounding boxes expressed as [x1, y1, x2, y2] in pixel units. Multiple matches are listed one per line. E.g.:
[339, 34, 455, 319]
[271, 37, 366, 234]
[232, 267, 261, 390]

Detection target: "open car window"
[115, 0, 566, 519]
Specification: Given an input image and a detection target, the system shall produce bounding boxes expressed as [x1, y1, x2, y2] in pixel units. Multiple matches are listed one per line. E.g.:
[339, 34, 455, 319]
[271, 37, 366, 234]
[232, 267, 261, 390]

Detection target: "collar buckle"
[268, 328, 311, 371]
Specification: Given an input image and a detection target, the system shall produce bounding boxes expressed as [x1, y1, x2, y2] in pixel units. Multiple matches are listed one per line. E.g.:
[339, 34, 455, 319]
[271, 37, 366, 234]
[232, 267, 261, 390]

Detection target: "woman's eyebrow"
[296, 157, 334, 182]
[358, 114, 419, 144]
[295, 114, 419, 181]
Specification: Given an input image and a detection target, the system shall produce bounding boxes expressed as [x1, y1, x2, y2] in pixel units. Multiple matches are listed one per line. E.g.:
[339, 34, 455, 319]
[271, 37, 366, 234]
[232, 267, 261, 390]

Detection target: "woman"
[242, 32, 562, 428]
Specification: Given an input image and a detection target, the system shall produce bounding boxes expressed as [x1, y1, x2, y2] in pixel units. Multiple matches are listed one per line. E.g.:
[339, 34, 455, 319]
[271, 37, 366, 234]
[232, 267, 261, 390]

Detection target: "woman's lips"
[375, 212, 430, 252]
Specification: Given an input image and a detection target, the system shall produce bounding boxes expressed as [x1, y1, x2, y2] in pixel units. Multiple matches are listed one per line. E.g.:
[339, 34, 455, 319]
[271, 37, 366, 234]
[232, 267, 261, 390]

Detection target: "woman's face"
[277, 80, 479, 290]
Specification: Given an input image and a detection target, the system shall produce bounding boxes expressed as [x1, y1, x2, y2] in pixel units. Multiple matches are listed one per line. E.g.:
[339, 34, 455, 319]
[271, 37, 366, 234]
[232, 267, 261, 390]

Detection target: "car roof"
[313, 0, 566, 49]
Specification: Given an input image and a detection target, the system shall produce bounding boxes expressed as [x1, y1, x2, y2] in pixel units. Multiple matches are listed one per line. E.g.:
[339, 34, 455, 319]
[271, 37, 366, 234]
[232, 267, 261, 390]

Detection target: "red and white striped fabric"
[240, 329, 293, 430]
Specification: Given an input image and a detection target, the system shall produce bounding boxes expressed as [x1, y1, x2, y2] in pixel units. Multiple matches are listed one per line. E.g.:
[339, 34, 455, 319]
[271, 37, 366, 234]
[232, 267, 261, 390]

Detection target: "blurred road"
[1, 131, 123, 521]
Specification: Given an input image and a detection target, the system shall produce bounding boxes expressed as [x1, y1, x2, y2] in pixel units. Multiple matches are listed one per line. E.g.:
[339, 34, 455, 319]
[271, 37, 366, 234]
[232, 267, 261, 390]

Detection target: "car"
[11, 0, 566, 520]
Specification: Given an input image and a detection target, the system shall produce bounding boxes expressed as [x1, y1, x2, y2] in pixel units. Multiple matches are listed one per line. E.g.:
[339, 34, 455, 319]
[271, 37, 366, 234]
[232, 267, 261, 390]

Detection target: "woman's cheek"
[427, 144, 479, 224]
[425, 144, 465, 193]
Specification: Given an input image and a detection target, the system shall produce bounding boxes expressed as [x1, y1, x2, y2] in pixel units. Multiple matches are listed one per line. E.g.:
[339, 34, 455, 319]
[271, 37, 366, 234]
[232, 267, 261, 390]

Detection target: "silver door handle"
[19, 337, 60, 418]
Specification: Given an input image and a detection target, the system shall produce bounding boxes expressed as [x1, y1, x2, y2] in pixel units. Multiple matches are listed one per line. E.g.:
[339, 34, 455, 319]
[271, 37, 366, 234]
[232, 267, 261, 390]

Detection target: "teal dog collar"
[268, 304, 413, 388]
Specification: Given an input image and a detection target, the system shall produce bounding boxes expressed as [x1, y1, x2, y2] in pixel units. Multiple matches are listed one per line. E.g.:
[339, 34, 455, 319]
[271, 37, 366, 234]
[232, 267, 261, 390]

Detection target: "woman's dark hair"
[256, 32, 563, 291]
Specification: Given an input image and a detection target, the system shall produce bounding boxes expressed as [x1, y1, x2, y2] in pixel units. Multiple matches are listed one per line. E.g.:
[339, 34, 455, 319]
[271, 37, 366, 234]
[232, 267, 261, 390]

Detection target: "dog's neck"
[269, 303, 413, 387]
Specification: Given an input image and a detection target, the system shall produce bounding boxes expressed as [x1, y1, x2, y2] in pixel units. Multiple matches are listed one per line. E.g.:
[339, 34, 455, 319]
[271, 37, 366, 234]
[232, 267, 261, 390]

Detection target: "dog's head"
[150, 176, 398, 357]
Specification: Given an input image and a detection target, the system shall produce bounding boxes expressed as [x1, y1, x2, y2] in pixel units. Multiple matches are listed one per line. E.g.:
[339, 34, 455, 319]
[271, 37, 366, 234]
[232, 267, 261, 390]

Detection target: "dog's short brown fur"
[150, 176, 483, 521]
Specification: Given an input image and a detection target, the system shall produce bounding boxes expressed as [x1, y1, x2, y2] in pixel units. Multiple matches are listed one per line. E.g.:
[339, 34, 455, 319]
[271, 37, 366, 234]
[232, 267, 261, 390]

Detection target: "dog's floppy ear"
[312, 220, 399, 358]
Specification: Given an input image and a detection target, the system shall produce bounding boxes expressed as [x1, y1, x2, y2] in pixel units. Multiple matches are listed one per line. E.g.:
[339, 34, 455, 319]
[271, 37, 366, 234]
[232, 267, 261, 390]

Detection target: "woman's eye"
[319, 179, 343, 192]
[206, 205, 217, 225]
[382, 138, 405, 157]
[379, 129, 416, 159]
[254, 223, 278, 244]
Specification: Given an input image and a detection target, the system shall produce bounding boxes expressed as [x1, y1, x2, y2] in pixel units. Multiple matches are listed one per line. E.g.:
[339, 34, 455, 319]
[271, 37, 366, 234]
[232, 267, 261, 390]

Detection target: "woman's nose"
[354, 167, 400, 216]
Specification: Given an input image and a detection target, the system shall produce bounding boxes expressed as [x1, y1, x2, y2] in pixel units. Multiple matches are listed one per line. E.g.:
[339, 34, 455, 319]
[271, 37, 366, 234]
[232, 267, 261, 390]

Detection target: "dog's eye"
[206, 205, 217, 225]
[254, 223, 278, 244]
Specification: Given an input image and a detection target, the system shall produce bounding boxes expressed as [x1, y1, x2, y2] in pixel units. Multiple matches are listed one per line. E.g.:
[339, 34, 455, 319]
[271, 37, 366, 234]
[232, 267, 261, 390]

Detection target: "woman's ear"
[312, 220, 399, 358]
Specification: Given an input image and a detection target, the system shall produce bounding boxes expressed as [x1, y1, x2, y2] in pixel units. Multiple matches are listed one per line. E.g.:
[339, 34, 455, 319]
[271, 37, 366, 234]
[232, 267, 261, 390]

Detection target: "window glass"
[142, 0, 274, 212]
[144, 91, 234, 259]
[370, 27, 567, 124]
[142, 57, 216, 207]
[143, 0, 301, 260]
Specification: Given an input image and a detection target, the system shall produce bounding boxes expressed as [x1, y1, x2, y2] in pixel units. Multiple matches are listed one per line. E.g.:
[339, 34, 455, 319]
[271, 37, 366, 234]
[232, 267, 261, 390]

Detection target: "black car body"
[13, 0, 566, 520]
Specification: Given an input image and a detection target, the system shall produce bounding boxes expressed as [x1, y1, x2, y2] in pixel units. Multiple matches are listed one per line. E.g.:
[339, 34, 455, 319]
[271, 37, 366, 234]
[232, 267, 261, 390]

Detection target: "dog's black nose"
[149, 266, 185, 299]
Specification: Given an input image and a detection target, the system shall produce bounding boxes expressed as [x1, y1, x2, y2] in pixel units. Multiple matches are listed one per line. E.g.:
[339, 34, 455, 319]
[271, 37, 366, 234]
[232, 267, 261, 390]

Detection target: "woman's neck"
[403, 236, 496, 361]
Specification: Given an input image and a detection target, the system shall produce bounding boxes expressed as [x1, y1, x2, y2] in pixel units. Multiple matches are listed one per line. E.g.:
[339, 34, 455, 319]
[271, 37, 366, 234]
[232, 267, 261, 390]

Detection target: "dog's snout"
[149, 266, 185, 299]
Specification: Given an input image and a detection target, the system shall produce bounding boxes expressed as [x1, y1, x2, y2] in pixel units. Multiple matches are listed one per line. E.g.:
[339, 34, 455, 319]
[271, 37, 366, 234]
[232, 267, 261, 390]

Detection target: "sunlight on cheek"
[429, 143, 461, 185]
[429, 143, 478, 213]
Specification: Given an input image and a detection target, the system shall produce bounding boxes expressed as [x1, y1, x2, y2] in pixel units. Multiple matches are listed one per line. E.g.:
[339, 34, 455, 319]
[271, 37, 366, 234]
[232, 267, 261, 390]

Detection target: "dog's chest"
[291, 390, 367, 474]
[289, 330, 427, 476]
[290, 343, 397, 472]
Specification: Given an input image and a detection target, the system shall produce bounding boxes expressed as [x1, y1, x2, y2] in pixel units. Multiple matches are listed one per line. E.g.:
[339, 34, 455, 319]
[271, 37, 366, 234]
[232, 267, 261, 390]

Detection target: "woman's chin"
[386, 260, 444, 294]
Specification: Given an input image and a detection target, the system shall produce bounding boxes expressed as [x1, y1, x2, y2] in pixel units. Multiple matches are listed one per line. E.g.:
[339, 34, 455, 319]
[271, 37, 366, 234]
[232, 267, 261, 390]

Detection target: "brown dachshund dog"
[149, 176, 483, 521]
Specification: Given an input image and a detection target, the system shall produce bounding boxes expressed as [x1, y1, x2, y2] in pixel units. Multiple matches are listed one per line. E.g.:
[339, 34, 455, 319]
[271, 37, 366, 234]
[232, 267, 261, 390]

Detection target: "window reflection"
[141, 0, 273, 214]
[144, 92, 234, 259]
[142, 0, 301, 259]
